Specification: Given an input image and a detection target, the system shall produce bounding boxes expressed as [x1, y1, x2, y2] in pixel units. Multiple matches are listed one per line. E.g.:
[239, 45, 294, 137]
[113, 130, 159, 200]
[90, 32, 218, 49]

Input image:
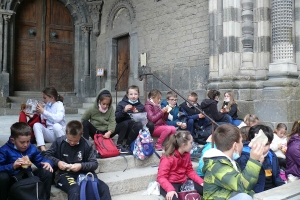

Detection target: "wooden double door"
[14, 0, 74, 92]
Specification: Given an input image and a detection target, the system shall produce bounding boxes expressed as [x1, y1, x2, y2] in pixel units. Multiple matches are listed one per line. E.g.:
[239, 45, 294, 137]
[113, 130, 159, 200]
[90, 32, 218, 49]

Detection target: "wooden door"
[117, 35, 130, 91]
[14, 0, 74, 92]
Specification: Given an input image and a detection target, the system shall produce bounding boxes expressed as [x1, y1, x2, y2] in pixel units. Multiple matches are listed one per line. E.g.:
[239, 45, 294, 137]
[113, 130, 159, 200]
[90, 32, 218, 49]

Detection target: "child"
[220, 91, 242, 126]
[81, 88, 116, 140]
[0, 122, 53, 200]
[145, 89, 176, 151]
[202, 124, 264, 200]
[238, 114, 259, 128]
[44, 120, 111, 200]
[114, 85, 154, 154]
[157, 131, 203, 200]
[270, 123, 287, 168]
[179, 92, 209, 137]
[285, 121, 300, 178]
[197, 135, 215, 178]
[161, 91, 187, 129]
[33, 87, 66, 151]
[237, 125, 285, 193]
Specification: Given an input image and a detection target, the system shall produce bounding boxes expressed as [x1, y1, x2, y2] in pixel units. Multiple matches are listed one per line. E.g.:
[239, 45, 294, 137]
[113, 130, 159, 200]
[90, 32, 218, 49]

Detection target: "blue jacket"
[0, 138, 53, 176]
[160, 99, 181, 127]
[237, 142, 284, 193]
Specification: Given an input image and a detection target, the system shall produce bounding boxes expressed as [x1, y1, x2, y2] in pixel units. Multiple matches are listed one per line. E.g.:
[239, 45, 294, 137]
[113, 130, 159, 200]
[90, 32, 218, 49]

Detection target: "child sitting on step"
[44, 120, 111, 200]
[145, 89, 176, 151]
[270, 123, 287, 168]
[157, 131, 203, 200]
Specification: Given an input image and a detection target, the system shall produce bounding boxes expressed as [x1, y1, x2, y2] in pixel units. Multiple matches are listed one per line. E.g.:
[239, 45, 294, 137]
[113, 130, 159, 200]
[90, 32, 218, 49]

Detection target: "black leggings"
[160, 181, 203, 200]
[82, 120, 114, 140]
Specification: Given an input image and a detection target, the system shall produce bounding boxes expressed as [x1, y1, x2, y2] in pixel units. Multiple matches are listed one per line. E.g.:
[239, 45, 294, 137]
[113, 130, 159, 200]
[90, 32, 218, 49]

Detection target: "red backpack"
[94, 134, 120, 158]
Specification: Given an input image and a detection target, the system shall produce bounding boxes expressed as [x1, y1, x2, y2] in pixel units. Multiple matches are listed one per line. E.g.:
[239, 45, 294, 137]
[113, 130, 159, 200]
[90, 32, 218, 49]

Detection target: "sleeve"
[81, 145, 98, 171]
[228, 104, 237, 117]
[270, 136, 279, 152]
[186, 155, 204, 185]
[287, 143, 300, 167]
[43, 102, 65, 123]
[107, 108, 116, 133]
[210, 102, 224, 121]
[157, 157, 176, 192]
[0, 148, 15, 174]
[145, 104, 164, 124]
[115, 101, 128, 123]
[43, 141, 61, 166]
[81, 108, 92, 122]
[236, 153, 249, 171]
[32, 147, 53, 168]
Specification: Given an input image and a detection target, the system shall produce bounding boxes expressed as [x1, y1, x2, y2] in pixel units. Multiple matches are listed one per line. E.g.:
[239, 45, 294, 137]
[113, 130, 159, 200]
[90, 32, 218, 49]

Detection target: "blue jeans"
[229, 193, 252, 200]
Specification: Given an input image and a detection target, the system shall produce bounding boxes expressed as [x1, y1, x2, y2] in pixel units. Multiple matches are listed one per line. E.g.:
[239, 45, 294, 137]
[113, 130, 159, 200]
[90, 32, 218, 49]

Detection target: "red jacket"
[145, 100, 168, 128]
[157, 150, 204, 192]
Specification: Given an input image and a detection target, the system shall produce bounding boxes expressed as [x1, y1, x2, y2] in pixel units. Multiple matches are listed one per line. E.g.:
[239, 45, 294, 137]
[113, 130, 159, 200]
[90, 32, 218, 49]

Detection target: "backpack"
[79, 172, 101, 200]
[178, 190, 201, 200]
[131, 127, 154, 160]
[94, 134, 120, 158]
[9, 169, 46, 200]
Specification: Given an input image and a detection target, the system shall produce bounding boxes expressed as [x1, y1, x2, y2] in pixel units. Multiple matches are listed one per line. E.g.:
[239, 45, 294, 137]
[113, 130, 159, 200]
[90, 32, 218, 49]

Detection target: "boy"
[161, 91, 187, 129]
[202, 124, 264, 200]
[237, 125, 285, 193]
[44, 120, 111, 200]
[0, 122, 53, 200]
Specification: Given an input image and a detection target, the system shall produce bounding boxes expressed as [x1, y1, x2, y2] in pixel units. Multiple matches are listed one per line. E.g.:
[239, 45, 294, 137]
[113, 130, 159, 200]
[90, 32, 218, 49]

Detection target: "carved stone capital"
[87, 1, 103, 37]
[81, 25, 92, 34]
[3, 14, 11, 23]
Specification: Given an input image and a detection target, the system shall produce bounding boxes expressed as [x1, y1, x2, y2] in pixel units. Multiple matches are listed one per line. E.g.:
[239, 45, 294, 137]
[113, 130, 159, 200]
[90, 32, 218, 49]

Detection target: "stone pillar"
[268, 0, 297, 75]
[0, 15, 3, 72]
[82, 25, 91, 76]
[87, 1, 103, 37]
[2, 14, 10, 73]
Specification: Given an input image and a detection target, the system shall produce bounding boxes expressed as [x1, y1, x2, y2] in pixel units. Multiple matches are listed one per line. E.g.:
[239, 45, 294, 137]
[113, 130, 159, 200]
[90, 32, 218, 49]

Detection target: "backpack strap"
[80, 177, 88, 200]
[12, 169, 34, 182]
[80, 172, 101, 200]
[153, 150, 161, 159]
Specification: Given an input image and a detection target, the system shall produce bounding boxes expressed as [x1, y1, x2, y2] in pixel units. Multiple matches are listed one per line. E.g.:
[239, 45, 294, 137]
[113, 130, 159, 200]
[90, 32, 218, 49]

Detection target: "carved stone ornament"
[81, 25, 92, 34]
[87, 1, 103, 37]
[3, 14, 11, 23]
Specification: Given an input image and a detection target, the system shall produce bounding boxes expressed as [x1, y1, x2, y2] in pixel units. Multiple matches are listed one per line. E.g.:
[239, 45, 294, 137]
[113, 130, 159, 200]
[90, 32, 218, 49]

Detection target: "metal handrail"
[114, 65, 129, 108]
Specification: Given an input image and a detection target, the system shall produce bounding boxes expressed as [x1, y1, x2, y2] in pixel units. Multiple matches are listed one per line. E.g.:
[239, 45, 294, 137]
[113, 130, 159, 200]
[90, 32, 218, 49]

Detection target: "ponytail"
[164, 131, 191, 157]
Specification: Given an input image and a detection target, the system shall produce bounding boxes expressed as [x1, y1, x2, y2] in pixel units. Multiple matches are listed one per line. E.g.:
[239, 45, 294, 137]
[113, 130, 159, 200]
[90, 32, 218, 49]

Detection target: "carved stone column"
[87, 0, 103, 37]
[3, 14, 11, 73]
[268, 0, 297, 75]
[82, 25, 92, 76]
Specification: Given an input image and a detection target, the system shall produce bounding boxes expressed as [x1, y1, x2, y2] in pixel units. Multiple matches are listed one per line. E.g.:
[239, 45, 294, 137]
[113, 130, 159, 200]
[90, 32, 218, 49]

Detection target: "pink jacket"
[145, 100, 168, 127]
[157, 150, 204, 192]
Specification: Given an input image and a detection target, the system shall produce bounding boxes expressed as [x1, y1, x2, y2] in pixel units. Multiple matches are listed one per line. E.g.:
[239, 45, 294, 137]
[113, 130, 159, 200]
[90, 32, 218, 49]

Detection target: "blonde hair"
[222, 91, 239, 111]
[243, 114, 259, 126]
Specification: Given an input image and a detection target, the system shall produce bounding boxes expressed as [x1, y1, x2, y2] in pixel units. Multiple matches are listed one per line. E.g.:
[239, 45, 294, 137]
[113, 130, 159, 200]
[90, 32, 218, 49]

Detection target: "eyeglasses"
[168, 98, 178, 102]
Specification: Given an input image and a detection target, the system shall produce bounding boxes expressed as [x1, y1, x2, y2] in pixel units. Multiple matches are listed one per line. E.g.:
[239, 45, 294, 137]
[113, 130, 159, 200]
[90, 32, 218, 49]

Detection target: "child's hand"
[103, 131, 112, 138]
[250, 142, 264, 161]
[58, 161, 68, 170]
[13, 158, 25, 169]
[36, 103, 44, 114]
[176, 122, 182, 126]
[41, 162, 53, 173]
[162, 107, 168, 113]
[181, 123, 187, 129]
[198, 113, 205, 118]
[166, 191, 178, 200]
[70, 163, 82, 172]
[124, 105, 133, 112]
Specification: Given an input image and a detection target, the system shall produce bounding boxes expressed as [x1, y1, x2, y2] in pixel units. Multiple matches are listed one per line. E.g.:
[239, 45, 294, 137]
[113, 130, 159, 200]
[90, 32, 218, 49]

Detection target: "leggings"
[152, 125, 176, 146]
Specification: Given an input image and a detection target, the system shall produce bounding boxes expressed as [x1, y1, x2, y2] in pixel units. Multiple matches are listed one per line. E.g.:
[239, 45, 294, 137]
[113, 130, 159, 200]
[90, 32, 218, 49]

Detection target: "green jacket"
[202, 148, 261, 200]
[81, 88, 116, 133]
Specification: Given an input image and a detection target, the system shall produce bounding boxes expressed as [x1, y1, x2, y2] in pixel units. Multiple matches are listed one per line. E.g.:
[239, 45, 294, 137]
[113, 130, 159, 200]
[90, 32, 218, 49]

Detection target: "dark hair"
[97, 90, 112, 107]
[148, 89, 162, 99]
[274, 123, 287, 133]
[288, 121, 300, 140]
[66, 120, 83, 136]
[42, 87, 64, 102]
[127, 85, 139, 94]
[10, 122, 32, 139]
[214, 124, 241, 152]
[240, 126, 251, 142]
[207, 90, 220, 100]
[164, 131, 191, 157]
[248, 125, 273, 144]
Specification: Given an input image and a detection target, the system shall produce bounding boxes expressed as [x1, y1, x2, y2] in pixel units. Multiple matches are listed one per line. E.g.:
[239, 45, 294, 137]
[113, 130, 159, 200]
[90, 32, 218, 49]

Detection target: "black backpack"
[9, 169, 46, 200]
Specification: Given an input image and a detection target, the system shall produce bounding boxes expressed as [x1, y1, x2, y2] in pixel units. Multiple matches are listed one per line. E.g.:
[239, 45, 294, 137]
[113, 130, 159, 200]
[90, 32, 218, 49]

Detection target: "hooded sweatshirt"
[81, 88, 116, 133]
[202, 148, 261, 200]
[286, 134, 300, 178]
[201, 99, 225, 121]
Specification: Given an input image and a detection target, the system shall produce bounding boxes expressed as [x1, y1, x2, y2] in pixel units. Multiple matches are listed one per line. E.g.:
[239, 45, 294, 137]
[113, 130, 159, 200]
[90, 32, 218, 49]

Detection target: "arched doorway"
[14, 0, 74, 92]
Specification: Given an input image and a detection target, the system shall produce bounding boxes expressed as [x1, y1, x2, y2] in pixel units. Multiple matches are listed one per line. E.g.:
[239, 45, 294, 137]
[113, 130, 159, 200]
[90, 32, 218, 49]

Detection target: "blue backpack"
[79, 172, 100, 200]
[131, 127, 154, 160]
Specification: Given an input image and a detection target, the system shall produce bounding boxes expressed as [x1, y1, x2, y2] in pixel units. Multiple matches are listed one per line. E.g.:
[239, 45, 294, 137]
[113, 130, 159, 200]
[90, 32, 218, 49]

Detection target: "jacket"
[81, 88, 116, 133]
[44, 135, 98, 178]
[157, 150, 203, 192]
[237, 142, 285, 193]
[222, 102, 238, 119]
[270, 133, 287, 159]
[115, 95, 145, 123]
[0, 138, 53, 176]
[202, 148, 261, 200]
[179, 102, 201, 121]
[286, 134, 300, 178]
[160, 99, 181, 127]
[42, 101, 66, 130]
[145, 100, 168, 127]
[200, 99, 225, 121]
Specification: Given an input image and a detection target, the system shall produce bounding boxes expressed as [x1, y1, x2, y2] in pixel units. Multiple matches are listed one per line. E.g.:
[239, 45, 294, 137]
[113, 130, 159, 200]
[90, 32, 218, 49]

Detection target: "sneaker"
[117, 144, 132, 154]
[155, 143, 163, 151]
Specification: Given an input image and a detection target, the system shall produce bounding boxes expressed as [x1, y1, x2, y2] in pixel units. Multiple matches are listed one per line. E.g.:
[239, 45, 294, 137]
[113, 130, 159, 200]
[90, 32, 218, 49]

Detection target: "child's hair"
[248, 124, 273, 144]
[243, 114, 259, 126]
[207, 90, 220, 100]
[43, 87, 64, 102]
[222, 90, 239, 111]
[20, 103, 26, 111]
[97, 90, 112, 107]
[166, 91, 177, 100]
[127, 85, 139, 94]
[274, 123, 287, 134]
[10, 122, 32, 139]
[188, 92, 198, 101]
[214, 124, 241, 152]
[66, 120, 83, 136]
[164, 131, 191, 157]
[288, 121, 300, 140]
[240, 126, 251, 142]
[148, 89, 162, 99]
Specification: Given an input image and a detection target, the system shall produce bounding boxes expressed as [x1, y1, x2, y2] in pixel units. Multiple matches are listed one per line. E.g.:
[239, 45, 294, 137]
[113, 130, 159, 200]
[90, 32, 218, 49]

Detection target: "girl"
[270, 123, 287, 168]
[81, 88, 116, 140]
[221, 91, 242, 126]
[285, 121, 300, 178]
[145, 89, 176, 151]
[114, 85, 154, 154]
[238, 114, 259, 128]
[157, 131, 203, 200]
[33, 87, 66, 151]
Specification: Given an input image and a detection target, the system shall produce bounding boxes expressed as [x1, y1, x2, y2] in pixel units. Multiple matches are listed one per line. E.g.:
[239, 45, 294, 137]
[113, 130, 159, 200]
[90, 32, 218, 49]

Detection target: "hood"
[201, 99, 216, 109]
[6, 137, 15, 149]
[288, 134, 300, 146]
[94, 88, 112, 108]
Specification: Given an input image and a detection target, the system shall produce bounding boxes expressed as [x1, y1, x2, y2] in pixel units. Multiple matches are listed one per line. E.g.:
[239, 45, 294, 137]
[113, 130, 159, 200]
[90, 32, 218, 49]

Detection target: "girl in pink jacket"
[157, 131, 204, 200]
[145, 89, 176, 150]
